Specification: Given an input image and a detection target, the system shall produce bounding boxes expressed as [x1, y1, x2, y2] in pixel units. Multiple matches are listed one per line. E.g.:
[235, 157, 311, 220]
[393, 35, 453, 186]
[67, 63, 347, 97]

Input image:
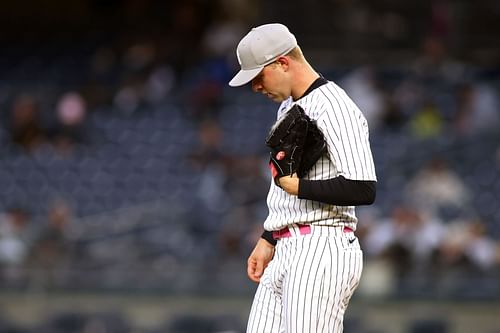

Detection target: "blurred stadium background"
[0, 0, 499, 332]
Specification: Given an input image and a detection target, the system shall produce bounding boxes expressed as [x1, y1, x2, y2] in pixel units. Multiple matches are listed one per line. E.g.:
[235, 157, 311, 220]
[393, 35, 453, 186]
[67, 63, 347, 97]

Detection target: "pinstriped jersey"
[263, 80, 377, 231]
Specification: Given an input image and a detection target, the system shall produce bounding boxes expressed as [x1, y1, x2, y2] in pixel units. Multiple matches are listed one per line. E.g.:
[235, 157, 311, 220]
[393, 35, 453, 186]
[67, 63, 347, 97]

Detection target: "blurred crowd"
[0, 0, 499, 303]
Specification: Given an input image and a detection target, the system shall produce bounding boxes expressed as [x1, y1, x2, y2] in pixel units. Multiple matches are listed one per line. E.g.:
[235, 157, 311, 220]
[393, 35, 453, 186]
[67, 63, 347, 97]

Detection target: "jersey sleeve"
[316, 88, 377, 181]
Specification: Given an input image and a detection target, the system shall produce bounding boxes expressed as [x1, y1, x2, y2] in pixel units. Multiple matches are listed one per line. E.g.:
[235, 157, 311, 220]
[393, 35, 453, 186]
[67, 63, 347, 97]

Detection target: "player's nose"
[251, 79, 262, 92]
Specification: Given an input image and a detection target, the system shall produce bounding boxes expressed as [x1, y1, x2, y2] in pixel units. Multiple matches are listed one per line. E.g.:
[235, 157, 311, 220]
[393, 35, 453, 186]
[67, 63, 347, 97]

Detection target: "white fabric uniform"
[247, 80, 377, 333]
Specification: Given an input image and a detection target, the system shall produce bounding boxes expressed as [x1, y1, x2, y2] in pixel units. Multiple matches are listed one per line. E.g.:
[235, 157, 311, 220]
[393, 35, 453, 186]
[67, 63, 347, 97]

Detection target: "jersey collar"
[295, 75, 328, 101]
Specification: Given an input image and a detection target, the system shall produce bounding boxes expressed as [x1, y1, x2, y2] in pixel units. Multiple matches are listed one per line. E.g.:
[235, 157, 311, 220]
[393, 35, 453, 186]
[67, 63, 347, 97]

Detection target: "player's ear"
[275, 56, 290, 70]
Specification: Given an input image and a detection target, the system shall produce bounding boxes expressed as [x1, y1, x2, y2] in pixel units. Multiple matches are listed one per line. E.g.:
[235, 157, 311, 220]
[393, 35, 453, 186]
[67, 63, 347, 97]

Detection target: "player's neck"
[291, 66, 320, 101]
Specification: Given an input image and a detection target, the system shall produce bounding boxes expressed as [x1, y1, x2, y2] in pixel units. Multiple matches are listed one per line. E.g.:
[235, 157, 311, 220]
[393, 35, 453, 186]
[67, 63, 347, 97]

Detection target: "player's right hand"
[247, 238, 275, 283]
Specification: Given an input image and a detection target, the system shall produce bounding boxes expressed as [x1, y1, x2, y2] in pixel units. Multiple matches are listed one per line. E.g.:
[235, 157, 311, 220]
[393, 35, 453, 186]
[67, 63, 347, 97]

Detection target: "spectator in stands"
[0, 206, 32, 286]
[201, 10, 245, 70]
[431, 217, 500, 294]
[395, 34, 466, 137]
[113, 82, 142, 115]
[462, 220, 499, 271]
[411, 35, 466, 85]
[392, 77, 424, 123]
[363, 204, 446, 283]
[49, 91, 89, 155]
[341, 66, 386, 131]
[219, 154, 270, 257]
[6, 94, 48, 152]
[112, 41, 160, 115]
[408, 98, 444, 139]
[83, 46, 119, 109]
[168, 0, 210, 78]
[143, 65, 176, 106]
[185, 72, 225, 121]
[27, 199, 73, 289]
[189, 119, 226, 169]
[183, 21, 237, 122]
[188, 120, 232, 234]
[453, 81, 500, 136]
[219, 206, 259, 259]
[379, 93, 407, 131]
[183, 1, 255, 122]
[404, 156, 470, 215]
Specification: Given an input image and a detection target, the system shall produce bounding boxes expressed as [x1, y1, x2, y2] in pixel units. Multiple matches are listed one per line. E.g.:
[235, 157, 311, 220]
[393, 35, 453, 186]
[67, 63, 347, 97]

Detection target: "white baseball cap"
[228, 23, 297, 87]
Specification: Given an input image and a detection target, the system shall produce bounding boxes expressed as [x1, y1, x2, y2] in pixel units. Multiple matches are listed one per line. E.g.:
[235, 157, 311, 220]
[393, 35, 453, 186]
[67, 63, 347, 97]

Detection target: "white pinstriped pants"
[247, 225, 363, 333]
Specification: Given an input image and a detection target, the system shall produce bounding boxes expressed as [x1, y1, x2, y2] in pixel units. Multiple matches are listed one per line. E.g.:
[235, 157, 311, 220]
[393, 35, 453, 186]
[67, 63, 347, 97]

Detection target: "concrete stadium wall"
[1, 292, 499, 333]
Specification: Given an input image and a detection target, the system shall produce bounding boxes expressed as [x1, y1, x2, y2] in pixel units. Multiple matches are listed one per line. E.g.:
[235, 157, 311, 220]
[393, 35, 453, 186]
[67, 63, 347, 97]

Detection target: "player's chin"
[267, 94, 284, 103]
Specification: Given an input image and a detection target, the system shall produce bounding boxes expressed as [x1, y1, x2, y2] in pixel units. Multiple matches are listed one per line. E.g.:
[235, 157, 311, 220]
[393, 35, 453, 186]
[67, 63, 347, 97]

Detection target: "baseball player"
[229, 23, 377, 333]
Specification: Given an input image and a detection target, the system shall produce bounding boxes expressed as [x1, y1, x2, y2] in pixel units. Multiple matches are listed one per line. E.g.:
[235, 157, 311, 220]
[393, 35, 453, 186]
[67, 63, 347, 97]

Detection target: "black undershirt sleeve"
[298, 175, 376, 206]
[261, 176, 376, 245]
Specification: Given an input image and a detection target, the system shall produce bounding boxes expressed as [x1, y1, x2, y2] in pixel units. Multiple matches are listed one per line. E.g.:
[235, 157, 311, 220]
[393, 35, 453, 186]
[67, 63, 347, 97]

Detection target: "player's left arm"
[279, 174, 376, 206]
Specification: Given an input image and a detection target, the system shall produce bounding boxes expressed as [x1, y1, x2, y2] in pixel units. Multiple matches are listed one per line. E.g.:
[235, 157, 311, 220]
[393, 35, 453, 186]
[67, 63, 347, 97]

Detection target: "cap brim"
[228, 67, 263, 87]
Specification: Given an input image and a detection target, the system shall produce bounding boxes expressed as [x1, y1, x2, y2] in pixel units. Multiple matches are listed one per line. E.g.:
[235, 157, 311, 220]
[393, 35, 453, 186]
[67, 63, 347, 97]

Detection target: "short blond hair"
[285, 46, 305, 62]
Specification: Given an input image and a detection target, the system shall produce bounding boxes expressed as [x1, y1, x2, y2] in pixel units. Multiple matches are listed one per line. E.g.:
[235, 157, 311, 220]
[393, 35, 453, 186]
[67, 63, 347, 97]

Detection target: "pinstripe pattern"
[249, 79, 375, 333]
[264, 81, 377, 232]
[247, 225, 363, 333]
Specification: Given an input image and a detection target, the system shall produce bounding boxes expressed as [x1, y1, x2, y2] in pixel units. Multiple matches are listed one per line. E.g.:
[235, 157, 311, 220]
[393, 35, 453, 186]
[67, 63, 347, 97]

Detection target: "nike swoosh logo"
[348, 238, 356, 244]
